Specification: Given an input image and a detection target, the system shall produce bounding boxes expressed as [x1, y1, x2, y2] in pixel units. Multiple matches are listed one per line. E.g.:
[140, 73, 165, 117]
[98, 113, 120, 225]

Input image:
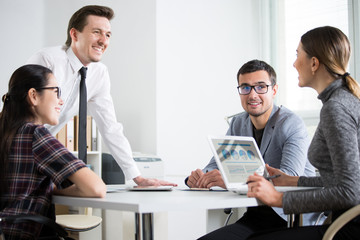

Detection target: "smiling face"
[70, 15, 112, 66]
[31, 74, 63, 126]
[293, 42, 315, 88]
[238, 70, 277, 125]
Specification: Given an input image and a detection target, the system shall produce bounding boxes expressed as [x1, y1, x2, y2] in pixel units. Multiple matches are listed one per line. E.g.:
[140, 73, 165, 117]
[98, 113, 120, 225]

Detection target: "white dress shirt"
[27, 45, 140, 180]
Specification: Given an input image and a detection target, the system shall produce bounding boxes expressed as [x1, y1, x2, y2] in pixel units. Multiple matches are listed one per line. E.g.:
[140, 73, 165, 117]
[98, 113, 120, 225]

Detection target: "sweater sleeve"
[283, 99, 360, 214]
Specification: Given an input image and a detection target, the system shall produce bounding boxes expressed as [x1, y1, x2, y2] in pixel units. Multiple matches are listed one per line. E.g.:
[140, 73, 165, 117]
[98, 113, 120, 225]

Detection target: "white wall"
[0, 0, 45, 102]
[155, 1, 262, 239]
[156, 0, 262, 177]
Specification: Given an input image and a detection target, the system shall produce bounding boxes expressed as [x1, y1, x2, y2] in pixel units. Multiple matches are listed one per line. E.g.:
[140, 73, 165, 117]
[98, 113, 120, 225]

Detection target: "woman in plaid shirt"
[0, 64, 106, 239]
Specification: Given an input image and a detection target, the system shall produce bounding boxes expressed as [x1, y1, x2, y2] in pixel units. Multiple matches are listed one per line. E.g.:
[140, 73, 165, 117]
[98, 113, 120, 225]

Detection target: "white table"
[53, 188, 260, 240]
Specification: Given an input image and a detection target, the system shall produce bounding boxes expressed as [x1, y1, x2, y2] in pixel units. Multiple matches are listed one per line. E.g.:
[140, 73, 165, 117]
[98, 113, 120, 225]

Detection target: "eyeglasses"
[36, 87, 61, 99]
[237, 84, 273, 95]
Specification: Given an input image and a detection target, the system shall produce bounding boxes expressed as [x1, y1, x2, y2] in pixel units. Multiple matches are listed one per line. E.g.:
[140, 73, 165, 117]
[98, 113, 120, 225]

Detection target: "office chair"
[322, 204, 360, 240]
[223, 208, 234, 226]
[55, 207, 102, 232]
[101, 153, 125, 184]
[0, 214, 72, 240]
[224, 113, 241, 126]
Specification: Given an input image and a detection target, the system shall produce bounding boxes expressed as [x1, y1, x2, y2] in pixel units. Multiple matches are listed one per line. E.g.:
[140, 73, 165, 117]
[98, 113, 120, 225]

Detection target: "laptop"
[208, 135, 317, 194]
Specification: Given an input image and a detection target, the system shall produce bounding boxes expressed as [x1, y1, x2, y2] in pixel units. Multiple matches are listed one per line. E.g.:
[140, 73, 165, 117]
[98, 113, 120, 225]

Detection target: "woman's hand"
[266, 164, 299, 186]
[247, 173, 283, 207]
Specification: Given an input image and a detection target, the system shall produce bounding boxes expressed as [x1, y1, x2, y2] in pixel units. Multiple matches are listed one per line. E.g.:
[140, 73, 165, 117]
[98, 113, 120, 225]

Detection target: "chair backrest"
[224, 113, 241, 126]
[101, 153, 125, 184]
[322, 204, 360, 240]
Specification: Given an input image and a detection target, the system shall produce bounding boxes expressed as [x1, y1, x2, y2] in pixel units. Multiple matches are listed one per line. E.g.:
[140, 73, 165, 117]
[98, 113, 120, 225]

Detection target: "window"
[272, 0, 349, 113]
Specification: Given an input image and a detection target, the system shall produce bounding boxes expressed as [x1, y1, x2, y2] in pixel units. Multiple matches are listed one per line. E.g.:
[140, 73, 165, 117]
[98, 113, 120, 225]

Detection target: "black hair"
[0, 64, 52, 196]
[237, 59, 277, 85]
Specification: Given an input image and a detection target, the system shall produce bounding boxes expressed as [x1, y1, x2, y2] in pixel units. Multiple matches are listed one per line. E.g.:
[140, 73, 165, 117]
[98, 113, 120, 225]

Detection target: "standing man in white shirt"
[27, 5, 176, 186]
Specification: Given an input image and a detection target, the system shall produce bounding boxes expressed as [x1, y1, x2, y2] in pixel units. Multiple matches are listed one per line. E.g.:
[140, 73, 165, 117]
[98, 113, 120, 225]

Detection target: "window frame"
[266, 0, 359, 133]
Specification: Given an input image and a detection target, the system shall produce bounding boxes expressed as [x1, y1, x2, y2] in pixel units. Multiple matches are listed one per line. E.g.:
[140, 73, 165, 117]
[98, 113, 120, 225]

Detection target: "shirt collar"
[66, 46, 87, 73]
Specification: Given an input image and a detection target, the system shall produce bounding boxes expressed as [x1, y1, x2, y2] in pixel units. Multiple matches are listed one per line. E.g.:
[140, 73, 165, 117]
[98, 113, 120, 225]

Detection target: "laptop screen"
[208, 136, 266, 186]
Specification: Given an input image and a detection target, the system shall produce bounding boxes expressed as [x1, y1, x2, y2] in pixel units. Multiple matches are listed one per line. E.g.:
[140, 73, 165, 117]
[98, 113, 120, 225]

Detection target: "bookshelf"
[55, 115, 102, 176]
[55, 116, 103, 240]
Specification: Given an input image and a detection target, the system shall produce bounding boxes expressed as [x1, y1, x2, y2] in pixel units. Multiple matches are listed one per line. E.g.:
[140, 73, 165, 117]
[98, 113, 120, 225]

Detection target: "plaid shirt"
[0, 123, 86, 239]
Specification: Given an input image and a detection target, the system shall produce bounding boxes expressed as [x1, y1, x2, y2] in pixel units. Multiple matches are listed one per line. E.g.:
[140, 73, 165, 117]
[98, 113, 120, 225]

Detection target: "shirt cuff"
[123, 165, 142, 181]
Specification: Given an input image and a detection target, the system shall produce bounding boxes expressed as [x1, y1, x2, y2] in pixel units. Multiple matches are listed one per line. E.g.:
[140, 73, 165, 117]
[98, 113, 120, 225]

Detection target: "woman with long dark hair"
[0, 64, 106, 239]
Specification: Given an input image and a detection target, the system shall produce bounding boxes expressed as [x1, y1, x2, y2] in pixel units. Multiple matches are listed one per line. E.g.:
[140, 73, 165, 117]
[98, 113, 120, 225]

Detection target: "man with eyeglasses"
[186, 60, 317, 240]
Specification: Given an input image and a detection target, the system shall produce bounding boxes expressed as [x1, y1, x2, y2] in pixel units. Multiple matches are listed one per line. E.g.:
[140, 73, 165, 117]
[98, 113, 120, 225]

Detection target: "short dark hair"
[237, 60, 277, 85]
[65, 5, 114, 47]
